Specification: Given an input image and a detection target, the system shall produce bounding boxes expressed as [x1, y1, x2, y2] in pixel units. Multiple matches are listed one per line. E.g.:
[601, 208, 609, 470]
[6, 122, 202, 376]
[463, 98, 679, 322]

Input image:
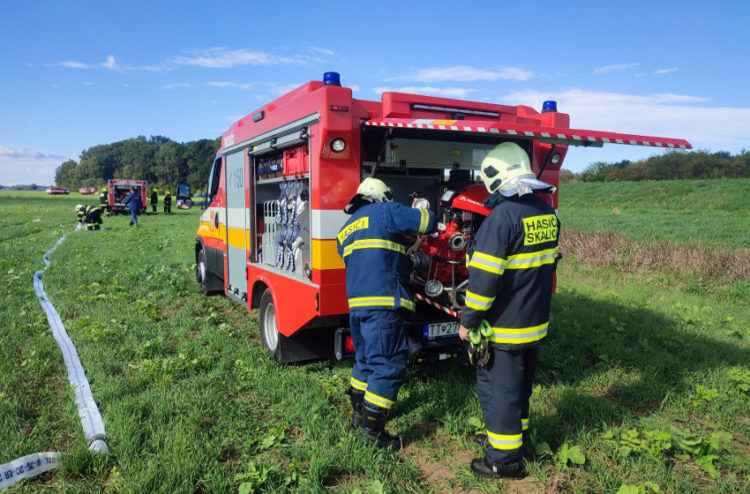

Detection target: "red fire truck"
[108, 179, 146, 215]
[195, 72, 691, 363]
[46, 186, 70, 195]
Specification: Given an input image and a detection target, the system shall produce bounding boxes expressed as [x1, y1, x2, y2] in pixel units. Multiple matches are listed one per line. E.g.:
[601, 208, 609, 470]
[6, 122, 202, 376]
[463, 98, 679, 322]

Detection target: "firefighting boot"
[361, 404, 401, 451]
[345, 387, 364, 429]
[470, 457, 525, 479]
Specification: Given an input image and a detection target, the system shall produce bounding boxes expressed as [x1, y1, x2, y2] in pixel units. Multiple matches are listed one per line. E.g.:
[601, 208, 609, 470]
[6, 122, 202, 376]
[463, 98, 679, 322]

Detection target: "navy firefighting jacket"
[337, 201, 436, 312]
[461, 192, 560, 350]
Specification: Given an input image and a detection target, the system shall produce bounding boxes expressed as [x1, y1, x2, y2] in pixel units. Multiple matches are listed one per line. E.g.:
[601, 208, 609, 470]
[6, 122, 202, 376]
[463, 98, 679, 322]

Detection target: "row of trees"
[56, 139, 748, 189]
[54, 136, 221, 191]
[561, 150, 750, 183]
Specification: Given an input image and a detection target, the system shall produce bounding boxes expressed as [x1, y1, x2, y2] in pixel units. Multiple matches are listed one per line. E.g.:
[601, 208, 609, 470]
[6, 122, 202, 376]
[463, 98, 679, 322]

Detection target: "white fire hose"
[0, 232, 108, 490]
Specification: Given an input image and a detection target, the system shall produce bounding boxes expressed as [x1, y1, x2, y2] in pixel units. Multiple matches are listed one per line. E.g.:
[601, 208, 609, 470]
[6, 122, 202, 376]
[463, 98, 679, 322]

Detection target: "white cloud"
[0, 146, 70, 185]
[309, 46, 334, 56]
[172, 48, 305, 68]
[593, 63, 639, 74]
[59, 60, 92, 69]
[388, 65, 533, 82]
[655, 67, 680, 75]
[374, 86, 478, 99]
[162, 83, 191, 89]
[205, 81, 254, 89]
[101, 54, 122, 71]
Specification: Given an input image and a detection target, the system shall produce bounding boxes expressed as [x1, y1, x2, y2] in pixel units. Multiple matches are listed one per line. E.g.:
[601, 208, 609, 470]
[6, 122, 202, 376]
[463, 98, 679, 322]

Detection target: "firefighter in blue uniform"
[459, 142, 560, 478]
[337, 177, 436, 450]
[123, 187, 142, 227]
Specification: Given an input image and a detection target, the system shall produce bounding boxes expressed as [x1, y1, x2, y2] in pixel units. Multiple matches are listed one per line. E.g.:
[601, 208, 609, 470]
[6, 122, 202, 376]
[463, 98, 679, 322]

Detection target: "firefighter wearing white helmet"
[337, 176, 436, 451]
[459, 142, 560, 478]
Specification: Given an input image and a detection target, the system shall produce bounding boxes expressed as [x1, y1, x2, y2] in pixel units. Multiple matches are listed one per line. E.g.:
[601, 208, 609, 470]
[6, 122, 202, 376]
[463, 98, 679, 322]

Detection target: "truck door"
[225, 149, 249, 302]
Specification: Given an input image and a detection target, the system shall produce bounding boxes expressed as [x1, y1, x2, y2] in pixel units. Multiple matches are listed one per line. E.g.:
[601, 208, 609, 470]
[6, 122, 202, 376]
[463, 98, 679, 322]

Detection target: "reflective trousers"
[349, 309, 408, 411]
[477, 346, 538, 465]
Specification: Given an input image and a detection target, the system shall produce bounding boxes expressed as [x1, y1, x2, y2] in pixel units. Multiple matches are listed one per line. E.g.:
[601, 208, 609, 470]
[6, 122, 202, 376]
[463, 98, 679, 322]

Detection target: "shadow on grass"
[393, 290, 749, 447]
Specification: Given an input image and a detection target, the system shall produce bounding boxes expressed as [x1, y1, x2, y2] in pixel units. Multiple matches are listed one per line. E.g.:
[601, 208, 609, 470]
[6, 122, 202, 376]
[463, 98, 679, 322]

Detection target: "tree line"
[54, 135, 221, 191]
[560, 150, 750, 183]
[54, 138, 748, 189]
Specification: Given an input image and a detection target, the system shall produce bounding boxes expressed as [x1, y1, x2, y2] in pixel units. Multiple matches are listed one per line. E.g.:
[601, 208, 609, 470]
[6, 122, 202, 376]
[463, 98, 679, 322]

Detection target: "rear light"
[330, 105, 349, 112]
[344, 336, 355, 354]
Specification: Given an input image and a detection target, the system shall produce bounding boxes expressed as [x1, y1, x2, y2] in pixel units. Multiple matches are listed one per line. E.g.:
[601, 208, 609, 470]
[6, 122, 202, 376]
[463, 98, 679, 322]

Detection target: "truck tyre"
[197, 249, 214, 295]
[259, 288, 281, 359]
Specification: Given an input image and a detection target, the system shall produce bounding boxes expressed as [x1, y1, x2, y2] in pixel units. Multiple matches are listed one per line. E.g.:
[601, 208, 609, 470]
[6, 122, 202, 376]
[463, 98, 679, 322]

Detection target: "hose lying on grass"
[0, 232, 108, 490]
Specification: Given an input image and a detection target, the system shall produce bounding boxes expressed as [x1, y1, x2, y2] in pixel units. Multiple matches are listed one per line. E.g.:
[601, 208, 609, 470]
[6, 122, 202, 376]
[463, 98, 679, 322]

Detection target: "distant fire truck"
[108, 179, 146, 214]
[46, 186, 69, 195]
[195, 72, 691, 363]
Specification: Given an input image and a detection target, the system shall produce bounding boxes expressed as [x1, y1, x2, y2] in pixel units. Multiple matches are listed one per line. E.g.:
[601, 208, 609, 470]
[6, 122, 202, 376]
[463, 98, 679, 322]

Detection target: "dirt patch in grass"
[561, 230, 750, 287]
[403, 426, 557, 494]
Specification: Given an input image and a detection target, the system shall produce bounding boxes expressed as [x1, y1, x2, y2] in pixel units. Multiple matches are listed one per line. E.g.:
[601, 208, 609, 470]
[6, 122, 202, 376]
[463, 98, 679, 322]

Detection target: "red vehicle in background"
[108, 179, 146, 214]
[46, 186, 69, 195]
[78, 187, 97, 195]
[194, 71, 691, 363]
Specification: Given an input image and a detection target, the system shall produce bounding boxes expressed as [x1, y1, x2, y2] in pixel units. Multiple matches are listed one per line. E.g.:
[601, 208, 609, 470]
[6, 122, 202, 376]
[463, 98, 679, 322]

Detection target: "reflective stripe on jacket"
[461, 192, 560, 350]
[337, 202, 435, 311]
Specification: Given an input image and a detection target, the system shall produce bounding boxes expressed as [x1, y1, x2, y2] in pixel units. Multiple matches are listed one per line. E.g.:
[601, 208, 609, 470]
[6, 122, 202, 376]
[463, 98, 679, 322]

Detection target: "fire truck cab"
[195, 72, 690, 363]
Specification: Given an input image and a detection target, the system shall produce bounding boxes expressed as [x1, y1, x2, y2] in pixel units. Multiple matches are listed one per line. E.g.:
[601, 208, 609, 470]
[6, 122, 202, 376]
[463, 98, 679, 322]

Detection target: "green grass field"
[0, 184, 748, 493]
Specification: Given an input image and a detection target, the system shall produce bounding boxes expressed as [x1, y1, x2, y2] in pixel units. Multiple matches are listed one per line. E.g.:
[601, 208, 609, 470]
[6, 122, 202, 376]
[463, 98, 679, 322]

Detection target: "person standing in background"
[150, 188, 158, 214]
[163, 191, 172, 214]
[124, 187, 143, 227]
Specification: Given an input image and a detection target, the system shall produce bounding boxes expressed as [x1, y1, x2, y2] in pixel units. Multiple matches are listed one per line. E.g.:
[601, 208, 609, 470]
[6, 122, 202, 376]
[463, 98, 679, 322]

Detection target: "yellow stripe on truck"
[312, 239, 345, 270]
[227, 226, 247, 249]
[198, 221, 226, 241]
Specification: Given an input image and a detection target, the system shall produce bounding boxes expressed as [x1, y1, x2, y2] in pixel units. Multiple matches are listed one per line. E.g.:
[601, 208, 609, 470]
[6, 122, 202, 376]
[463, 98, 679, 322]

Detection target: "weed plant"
[0, 188, 748, 493]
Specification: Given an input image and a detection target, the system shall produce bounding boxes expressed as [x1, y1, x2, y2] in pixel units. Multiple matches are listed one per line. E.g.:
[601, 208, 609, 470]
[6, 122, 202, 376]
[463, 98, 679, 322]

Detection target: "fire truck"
[108, 179, 146, 214]
[46, 186, 70, 195]
[195, 71, 691, 363]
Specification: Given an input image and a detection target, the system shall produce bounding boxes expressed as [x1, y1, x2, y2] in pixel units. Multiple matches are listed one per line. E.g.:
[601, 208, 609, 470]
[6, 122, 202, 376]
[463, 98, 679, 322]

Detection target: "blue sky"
[2, 0, 749, 185]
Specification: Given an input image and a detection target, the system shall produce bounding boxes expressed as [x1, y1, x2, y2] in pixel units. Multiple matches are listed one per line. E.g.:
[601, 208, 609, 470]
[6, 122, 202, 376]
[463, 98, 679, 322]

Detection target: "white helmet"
[479, 142, 536, 194]
[356, 177, 393, 203]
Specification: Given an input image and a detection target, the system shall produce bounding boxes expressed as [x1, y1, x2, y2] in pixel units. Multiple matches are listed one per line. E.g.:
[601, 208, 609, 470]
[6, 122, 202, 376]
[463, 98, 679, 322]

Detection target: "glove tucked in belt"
[468, 320, 493, 367]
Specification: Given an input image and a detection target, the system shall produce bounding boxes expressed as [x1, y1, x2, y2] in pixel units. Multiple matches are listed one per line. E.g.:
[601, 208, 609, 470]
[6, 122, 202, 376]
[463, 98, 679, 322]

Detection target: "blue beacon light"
[323, 72, 341, 87]
[542, 100, 557, 113]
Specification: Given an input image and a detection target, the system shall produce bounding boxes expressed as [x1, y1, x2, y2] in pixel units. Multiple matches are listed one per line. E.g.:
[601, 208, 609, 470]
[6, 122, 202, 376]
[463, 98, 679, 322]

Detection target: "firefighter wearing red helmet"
[459, 142, 560, 478]
[337, 177, 436, 450]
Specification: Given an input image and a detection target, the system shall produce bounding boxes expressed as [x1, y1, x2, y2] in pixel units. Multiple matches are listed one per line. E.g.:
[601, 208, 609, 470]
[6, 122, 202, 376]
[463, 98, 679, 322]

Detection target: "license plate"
[423, 321, 460, 340]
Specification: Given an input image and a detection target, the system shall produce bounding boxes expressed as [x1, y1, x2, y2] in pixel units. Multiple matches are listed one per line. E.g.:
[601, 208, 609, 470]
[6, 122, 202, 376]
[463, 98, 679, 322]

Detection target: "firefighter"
[123, 187, 142, 227]
[99, 187, 110, 214]
[458, 142, 560, 478]
[163, 190, 172, 214]
[75, 204, 103, 230]
[150, 188, 158, 214]
[337, 177, 437, 451]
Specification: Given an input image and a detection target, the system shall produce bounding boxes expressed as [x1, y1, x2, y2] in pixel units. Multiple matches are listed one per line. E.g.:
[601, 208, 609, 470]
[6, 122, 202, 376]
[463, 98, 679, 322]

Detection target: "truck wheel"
[259, 288, 281, 359]
[197, 249, 212, 295]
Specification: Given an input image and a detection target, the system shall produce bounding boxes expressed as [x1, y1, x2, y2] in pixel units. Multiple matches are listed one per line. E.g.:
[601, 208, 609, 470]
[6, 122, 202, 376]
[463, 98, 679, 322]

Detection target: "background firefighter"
[459, 142, 560, 479]
[337, 177, 436, 451]
[75, 204, 103, 230]
[163, 191, 172, 214]
[99, 188, 109, 214]
[124, 187, 142, 227]
[150, 188, 158, 213]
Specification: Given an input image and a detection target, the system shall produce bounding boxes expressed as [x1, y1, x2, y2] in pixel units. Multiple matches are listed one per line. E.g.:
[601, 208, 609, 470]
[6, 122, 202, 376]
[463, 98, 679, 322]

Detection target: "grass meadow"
[0, 179, 748, 493]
